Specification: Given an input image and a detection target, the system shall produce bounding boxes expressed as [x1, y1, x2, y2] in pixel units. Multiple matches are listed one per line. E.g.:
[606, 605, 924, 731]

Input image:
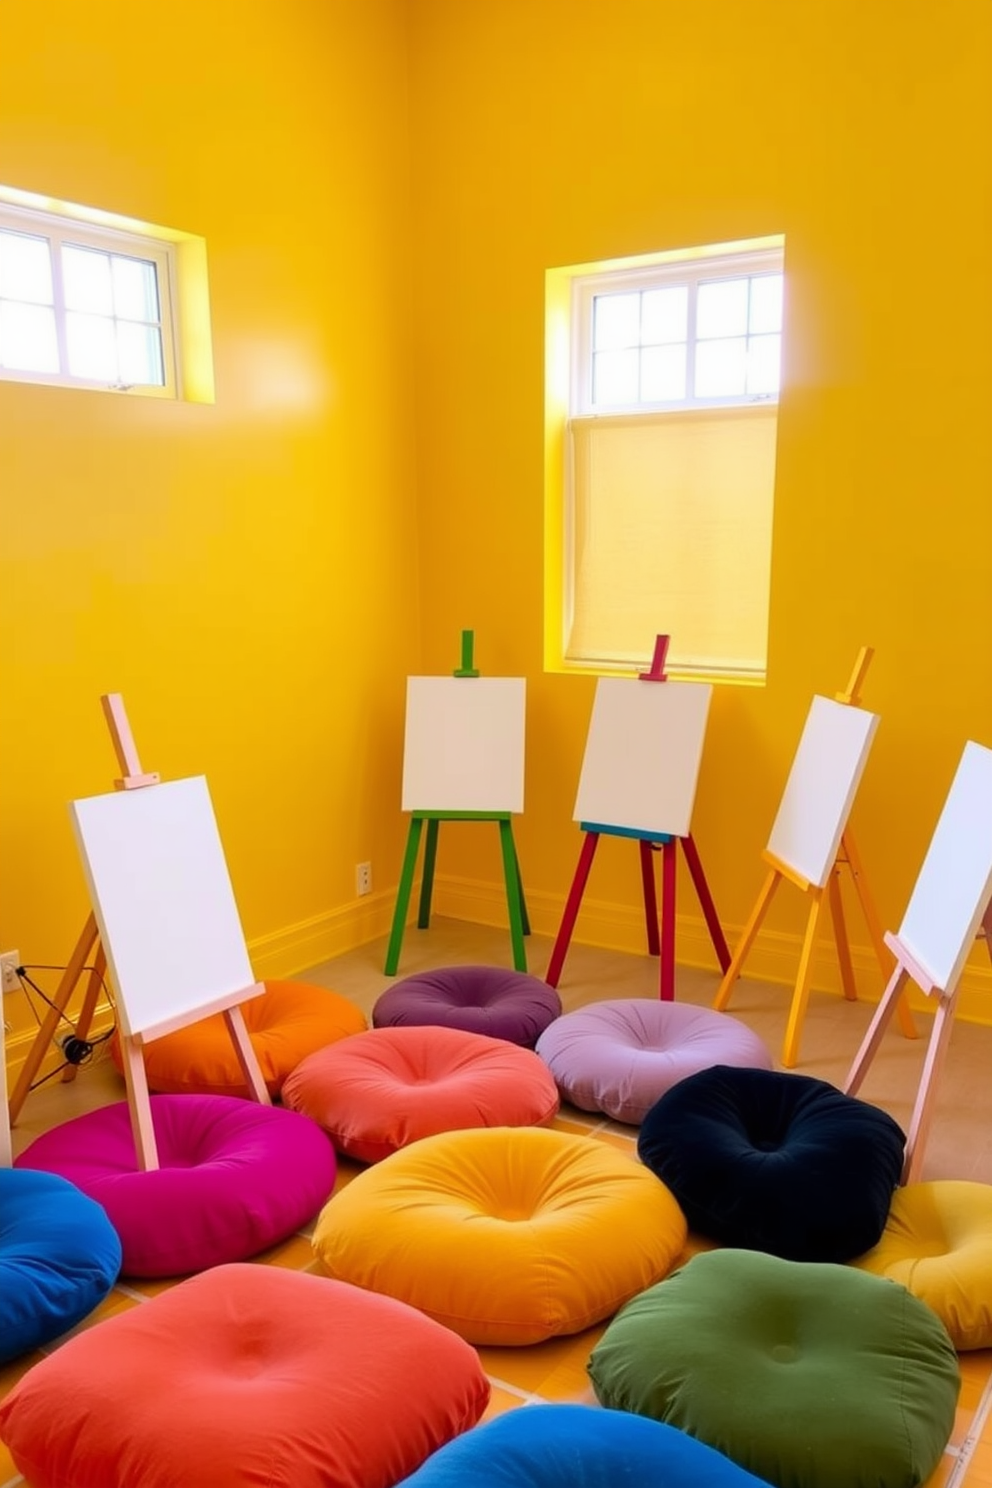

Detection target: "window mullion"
[48, 232, 71, 379]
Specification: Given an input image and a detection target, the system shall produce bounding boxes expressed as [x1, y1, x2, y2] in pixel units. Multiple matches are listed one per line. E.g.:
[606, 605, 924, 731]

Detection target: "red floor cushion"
[282, 1024, 560, 1162]
[0, 1263, 490, 1488]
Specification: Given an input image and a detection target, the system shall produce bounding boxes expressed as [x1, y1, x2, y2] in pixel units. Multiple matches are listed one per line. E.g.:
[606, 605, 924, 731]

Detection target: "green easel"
[384, 632, 530, 975]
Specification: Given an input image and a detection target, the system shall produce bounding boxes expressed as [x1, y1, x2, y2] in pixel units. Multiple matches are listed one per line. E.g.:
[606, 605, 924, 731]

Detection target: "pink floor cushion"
[0, 1263, 490, 1488]
[282, 1024, 560, 1163]
[110, 979, 367, 1097]
[535, 1000, 773, 1125]
[374, 965, 562, 1047]
[14, 1095, 336, 1278]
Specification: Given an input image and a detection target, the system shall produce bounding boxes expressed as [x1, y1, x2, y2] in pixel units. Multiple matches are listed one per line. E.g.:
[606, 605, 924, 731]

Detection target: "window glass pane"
[66, 311, 118, 380]
[0, 300, 59, 371]
[746, 334, 781, 395]
[749, 274, 783, 334]
[112, 255, 160, 322]
[641, 344, 686, 401]
[697, 278, 748, 339]
[0, 231, 54, 304]
[641, 286, 687, 345]
[695, 337, 747, 397]
[593, 293, 640, 350]
[117, 321, 165, 385]
[63, 246, 114, 315]
[593, 348, 639, 404]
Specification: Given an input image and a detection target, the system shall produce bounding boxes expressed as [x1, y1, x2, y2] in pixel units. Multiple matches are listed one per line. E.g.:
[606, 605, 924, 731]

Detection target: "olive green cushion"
[588, 1248, 959, 1488]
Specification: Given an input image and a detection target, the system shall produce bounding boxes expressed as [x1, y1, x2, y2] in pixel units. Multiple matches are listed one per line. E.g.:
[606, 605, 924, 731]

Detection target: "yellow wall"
[0, 0, 420, 1060]
[407, 1, 992, 1003]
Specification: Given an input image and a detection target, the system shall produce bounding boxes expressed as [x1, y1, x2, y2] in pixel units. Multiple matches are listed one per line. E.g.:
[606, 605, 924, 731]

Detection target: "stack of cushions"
[637, 1064, 906, 1261]
[111, 979, 367, 1097]
[395, 1403, 772, 1487]
[589, 1248, 960, 1488]
[282, 1024, 560, 1163]
[14, 1094, 336, 1276]
[535, 999, 773, 1124]
[312, 1124, 687, 1345]
[373, 965, 562, 1047]
[0, 1263, 491, 1488]
[0, 1168, 122, 1364]
[852, 1179, 992, 1349]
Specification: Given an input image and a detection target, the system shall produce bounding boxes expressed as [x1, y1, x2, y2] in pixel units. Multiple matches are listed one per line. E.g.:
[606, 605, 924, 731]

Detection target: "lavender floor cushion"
[374, 965, 562, 1047]
[535, 1000, 773, 1125]
[14, 1095, 336, 1278]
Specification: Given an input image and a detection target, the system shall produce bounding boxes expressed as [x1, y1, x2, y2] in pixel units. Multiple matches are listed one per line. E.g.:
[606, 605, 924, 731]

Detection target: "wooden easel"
[713, 647, 917, 1067]
[7, 694, 271, 1171]
[546, 636, 731, 1000]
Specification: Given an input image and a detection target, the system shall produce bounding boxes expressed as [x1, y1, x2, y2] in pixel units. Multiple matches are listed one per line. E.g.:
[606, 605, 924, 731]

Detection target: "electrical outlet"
[1, 949, 21, 993]
[355, 862, 372, 897]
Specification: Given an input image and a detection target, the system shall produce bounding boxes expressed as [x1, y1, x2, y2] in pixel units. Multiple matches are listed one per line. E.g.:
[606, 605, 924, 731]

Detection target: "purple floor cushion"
[535, 1000, 773, 1125]
[14, 1095, 336, 1278]
[374, 965, 562, 1047]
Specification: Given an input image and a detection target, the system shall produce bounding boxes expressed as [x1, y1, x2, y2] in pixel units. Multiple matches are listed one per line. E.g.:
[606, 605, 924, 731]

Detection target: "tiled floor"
[5, 917, 992, 1486]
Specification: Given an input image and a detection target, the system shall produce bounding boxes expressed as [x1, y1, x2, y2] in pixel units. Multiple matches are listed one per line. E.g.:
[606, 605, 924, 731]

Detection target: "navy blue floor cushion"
[395, 1403, 771, 1486]
[637, 1064, 905, 1262]
[0, 1167, 122, 1363]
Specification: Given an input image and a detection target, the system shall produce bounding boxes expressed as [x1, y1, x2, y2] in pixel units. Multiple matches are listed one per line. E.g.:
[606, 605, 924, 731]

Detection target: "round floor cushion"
[852, 1180, 992, 1350]
[374, 965, 562, 1047]
[535, 999, 773, 1125]
[282, 1025, 560, 1163]
[637, 1064, 906, 1262]
[15, 1095, 336, 1277]
[588, 1248, 959, 1488]
[395, 1403, 771, 1487]
[313, 1125, 687, 1345]
[0, 1262, 490, 1488]
[0, 1168, 122, 1364]
[111, 979, 367, 1097]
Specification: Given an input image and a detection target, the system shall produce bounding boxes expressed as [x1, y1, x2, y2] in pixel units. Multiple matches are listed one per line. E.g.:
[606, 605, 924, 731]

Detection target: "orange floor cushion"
[0, 1263, 490, 1488]
[282, 1024, 560, 1162]
[111, 979, 367, 1097]
[312, 1125, 687, 1346]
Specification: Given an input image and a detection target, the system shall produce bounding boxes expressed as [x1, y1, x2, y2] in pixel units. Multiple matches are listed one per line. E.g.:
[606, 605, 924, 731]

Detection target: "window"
[545, 237, 785, 683]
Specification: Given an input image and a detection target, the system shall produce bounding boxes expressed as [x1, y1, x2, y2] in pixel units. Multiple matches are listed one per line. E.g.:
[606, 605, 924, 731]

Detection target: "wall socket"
[355, 862, 372, 897]
[1, 950, 21, 993]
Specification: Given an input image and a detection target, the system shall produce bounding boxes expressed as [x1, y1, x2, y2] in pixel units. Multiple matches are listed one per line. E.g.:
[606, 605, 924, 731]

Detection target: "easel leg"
[546, 833, 600, 988]
[120, 1035, 159, 1172]
[781, 890, 825, 1069]
[713, 871, 780, 1013]
[842, 831, 917, 1040]
[639, 840, 660, 957]
[828, 865, 858, 1002]
[902, 991, 958, 1184]
[844, 964, 910, 1097]
[418, 818, 440, 928]
[61, 944, 107, 1085]
[498, 819, 528, 972]
[681, 834, 731, 972]
[223, 1005, 273, 1105]
[9, 912, 100, 1125]
[512, 834, 531, 937]
[659, 838, 677, 1001]
[384, 817, 424, 976]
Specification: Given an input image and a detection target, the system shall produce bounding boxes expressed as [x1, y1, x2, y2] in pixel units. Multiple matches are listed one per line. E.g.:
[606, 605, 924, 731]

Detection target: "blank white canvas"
[402, 676, 526, 813]
[69, 776, 257, 1039]
[898, 741, 992, 993]
[573, 679, 713, 838]
[766, 696, 879, 889]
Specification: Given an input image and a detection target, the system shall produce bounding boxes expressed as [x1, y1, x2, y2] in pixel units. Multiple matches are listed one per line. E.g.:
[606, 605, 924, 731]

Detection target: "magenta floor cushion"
[535, 999, 773, 1124]
[373, 965, 562, 1047]
[14, 1095, 336, 1277]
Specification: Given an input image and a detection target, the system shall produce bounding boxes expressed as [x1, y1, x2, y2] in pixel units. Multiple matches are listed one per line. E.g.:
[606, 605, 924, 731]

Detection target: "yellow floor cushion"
[312, 1125, 687, 1346]
[852, 1180, 992, 1349]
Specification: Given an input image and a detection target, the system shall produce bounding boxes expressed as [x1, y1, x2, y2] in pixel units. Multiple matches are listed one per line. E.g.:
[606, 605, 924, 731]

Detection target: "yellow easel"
[714, 648, 917, 1067]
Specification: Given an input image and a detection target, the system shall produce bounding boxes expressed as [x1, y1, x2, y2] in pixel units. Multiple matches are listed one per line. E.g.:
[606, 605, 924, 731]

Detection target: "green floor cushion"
[588, 1248, 959, 1488]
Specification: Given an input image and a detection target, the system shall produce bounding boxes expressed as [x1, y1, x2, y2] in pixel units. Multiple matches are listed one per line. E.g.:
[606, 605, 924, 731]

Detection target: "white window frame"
[0, 202, 178, 398]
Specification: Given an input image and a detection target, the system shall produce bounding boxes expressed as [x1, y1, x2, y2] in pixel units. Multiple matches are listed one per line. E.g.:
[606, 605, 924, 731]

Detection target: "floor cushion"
[0, 1262, 490, 1488]
[637, 1064, 905, 1262]
[852, 1180, 992, 1350]
[282, 1024, 560, 1163]
[589, 1247, 959, 1488]
[312, 1124, 686, 1346]
[111, 979, 367, 1097]
[373, 965, 562, 1047]
[535, 999, 773, 1124]
[0, 1168, 122, 1364]
[395, 1403, 771, 1487]
[14, 1094, 336, 1277]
